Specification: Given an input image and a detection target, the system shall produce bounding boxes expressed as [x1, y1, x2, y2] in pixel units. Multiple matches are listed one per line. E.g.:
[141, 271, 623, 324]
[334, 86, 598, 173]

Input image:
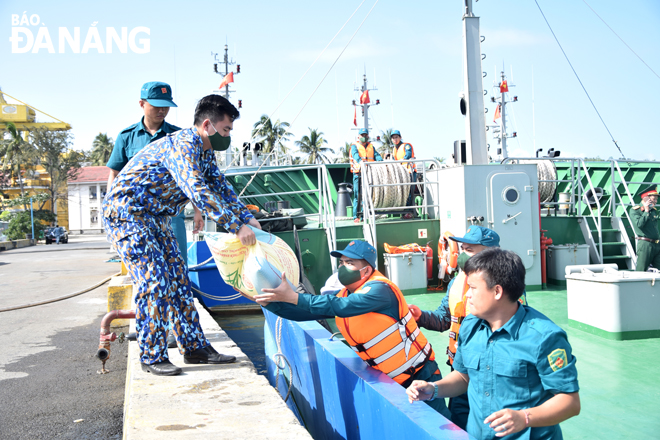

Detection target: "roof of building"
[68, 166, 110, 184]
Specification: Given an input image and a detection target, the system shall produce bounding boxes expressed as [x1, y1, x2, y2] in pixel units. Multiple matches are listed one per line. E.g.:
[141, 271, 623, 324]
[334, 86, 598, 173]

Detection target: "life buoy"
[438, 231, 459, 279]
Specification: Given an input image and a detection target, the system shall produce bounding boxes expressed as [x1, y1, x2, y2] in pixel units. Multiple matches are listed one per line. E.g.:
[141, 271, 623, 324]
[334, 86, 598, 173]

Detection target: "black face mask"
[457, 252, 470, 270]
[208, 122, 231, 151]
[338, 265, 367, 285]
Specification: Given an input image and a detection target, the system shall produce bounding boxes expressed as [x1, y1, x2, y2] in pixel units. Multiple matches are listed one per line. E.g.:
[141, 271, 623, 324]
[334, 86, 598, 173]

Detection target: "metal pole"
[30, 196, 35, 241]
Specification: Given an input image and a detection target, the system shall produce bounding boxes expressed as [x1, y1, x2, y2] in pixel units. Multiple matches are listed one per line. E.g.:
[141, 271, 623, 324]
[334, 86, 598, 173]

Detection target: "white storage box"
[383, 252, 427, 292]
[547, 244, 589, 284]
[565, 266, 660, 340]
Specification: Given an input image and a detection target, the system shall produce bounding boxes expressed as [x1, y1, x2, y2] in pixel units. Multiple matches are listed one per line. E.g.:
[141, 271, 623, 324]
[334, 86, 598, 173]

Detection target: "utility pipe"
[97, 309, 136, 373]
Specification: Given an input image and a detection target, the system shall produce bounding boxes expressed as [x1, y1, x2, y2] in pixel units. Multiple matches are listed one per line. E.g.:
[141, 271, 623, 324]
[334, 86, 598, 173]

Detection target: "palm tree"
[377, 128, 394, 158]
[0, 121, 36, 200]
[251, 115, 293, 163]
[334, 142, 352, 163]
[295, 128, 332, 164]
[90, 133, 114, 166]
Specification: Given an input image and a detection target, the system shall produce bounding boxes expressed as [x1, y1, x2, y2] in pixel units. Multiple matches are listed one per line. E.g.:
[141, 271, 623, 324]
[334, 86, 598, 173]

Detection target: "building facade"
[67, 166, 109, 233]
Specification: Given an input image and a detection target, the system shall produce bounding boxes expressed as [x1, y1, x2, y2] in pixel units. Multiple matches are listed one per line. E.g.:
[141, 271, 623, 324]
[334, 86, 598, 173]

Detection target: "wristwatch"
[429, 382, 439, 401]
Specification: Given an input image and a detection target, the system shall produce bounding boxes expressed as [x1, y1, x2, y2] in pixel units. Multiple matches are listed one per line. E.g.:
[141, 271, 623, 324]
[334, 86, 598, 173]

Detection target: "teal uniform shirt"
[106, 118, 181, 171]
[453, 304, 579, 440]
[264, 280, 399, 321]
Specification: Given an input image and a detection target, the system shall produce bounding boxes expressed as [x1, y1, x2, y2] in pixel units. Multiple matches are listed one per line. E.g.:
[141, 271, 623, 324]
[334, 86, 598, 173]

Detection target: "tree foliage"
[295, 128, 331, 164]
[4, 209, 55, 240]
[0, 121, 38, 201]
[251, 115, 293, 164]
[377, 128, 394, 158]
[334, 142, 352, 164]
[29, 127, 85, 212]
[90, 133, 114, 166]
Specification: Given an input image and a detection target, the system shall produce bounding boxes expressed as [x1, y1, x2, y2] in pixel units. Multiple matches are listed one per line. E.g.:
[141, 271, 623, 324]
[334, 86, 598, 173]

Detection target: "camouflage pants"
[104, 216, 209, 364]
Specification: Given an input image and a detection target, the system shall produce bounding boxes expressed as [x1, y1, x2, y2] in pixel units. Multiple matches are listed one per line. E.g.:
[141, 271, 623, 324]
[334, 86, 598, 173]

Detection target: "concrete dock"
[123, 298, 311, 439]
[0, 234, 311, 439]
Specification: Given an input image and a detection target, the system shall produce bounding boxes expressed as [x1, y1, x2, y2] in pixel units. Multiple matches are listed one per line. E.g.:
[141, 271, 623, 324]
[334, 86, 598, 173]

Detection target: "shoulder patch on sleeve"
[633, 205, 641, 210]
[548, 348, 568, 371]
[355, 286, 372, 294]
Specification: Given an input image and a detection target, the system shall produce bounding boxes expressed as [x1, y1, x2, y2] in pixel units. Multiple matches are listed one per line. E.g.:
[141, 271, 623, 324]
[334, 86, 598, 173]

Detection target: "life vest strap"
[450, 315, 464, 324]
[365, 327, 420, 366]
[449, 331, 457, 341]
[386, 342, 431, 379]
[351, 311, 413, 353]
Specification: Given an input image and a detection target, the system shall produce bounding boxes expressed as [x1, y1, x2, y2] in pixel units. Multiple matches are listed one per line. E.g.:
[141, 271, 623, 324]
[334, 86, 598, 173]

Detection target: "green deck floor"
[405, 287, 660, 439]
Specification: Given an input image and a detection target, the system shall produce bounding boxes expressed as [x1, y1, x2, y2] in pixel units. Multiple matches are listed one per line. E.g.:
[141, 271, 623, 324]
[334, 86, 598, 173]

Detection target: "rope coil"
[366, 163, 411, 209]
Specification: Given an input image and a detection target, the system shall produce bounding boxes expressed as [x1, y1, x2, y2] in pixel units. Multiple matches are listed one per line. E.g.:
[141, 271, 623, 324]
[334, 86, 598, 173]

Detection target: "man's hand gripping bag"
[204, 225, 299, 299]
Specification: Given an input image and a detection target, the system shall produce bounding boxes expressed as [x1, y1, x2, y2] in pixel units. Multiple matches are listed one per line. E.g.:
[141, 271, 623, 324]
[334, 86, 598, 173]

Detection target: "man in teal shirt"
[407, 248, 580, 439]
[106, 81, 201, 264]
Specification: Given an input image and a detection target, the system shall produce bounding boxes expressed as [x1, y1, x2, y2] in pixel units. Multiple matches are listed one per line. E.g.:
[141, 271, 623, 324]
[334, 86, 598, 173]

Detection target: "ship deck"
[405, 286, 660, 439]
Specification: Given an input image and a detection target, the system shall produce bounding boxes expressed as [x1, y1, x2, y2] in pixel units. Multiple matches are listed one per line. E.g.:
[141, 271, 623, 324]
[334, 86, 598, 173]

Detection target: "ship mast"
[353, 73, 380, 134]
[488, 70, 518, 160]
[213, 44, 240, 99]
[462, 0, 488, 164]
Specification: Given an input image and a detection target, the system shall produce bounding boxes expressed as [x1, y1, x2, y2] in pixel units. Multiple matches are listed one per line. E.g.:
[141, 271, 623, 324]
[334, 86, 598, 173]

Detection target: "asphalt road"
[0, 234, 128, 439]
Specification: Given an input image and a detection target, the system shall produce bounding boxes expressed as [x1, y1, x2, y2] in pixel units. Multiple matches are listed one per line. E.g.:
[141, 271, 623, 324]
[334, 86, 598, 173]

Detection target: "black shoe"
[167, 332, 177, 349]
[140, 360, 182, 376]
[184, 345, 236, 364]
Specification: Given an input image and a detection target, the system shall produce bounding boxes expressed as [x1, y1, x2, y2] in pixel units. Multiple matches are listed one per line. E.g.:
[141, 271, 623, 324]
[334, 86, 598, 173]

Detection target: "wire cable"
[581, 0, 660, 81]
[236, 0, 380, 196]
[534, 0, 627, 160]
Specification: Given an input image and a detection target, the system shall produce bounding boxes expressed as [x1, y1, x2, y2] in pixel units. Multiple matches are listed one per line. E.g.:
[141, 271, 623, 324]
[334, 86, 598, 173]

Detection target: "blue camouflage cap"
[391, 129, 401, 136]
[140, 81, 177, 107]
[358, 128, 369, 135]
[331, 240, 377, 268]
[449, 226, 500, 247]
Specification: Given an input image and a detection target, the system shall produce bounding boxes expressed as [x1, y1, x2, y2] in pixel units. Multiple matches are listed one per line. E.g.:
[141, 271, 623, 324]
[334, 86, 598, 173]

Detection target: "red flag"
[500, 80, 509, 93]
[219, 72, 234, 89]
[359, 90, 370, 104]
[494, 104, 501, 121]
[353, 106, 357, 126]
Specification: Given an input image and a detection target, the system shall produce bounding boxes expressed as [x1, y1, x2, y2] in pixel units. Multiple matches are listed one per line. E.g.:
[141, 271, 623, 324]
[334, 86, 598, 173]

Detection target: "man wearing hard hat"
[391, 129, 417, 218]
[349, 129, 383, 223]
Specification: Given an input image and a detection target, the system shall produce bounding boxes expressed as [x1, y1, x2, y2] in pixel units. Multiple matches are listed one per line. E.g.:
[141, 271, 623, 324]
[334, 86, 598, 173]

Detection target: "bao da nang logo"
[9, 12, 150, 54]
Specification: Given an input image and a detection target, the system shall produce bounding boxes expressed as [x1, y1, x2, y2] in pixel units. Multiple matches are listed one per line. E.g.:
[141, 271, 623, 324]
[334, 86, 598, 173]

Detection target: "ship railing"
[360, 158, 443, 267]
[228, 163, 338, 272]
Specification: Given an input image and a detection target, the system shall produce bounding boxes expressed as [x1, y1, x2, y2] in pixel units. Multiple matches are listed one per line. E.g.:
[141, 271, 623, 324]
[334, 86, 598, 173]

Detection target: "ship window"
[502, 186, 519, 205]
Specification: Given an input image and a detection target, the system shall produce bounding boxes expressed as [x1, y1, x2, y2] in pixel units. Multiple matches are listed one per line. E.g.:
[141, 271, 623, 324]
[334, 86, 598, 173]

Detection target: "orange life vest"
[393, 142, 416, 173]
[335, 270, 435, 385]
[447, 272, 470, 366]
[350, 143, 376, 174]
[446, 271, 528, 365]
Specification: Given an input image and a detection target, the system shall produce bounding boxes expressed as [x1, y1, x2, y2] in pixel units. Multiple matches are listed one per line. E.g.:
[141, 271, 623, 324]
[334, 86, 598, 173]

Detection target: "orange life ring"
[438, 231, 459, 278]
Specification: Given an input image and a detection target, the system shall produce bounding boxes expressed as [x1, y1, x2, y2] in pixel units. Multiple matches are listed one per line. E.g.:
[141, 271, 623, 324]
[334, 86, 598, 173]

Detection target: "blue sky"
[1, 0, 659, 163]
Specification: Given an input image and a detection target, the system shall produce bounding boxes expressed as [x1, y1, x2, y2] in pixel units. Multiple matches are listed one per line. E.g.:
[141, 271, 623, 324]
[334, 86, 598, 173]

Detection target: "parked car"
[45, 227, 69, 244]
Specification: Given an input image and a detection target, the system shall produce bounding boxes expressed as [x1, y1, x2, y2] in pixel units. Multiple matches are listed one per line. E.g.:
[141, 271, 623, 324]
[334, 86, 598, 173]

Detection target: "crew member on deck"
[630, 185, 660, 271]
[350, 129, 383, 223]
[391, 129, 417, 218]
[255, 240, 452, 419]
[106, 81, 203, 265]
[408, 226, 527, 430]
[407, 249, 580, 440]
